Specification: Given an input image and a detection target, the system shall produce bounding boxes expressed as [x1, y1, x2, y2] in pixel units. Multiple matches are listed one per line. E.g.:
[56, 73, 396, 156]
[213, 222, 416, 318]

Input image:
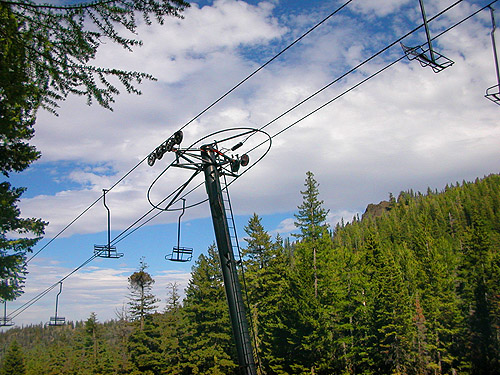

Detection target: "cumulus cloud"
[350, 0, 413, 18]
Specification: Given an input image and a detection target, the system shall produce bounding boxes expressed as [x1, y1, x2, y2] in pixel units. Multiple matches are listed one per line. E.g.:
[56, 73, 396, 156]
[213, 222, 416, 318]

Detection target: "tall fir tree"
[128, 315, 164, 375]
[243, 213, 273, 271]
[128, 258, 159, 331]
[294, 171, 330, 240]
[294, 171, 330, 300]
[160, 282, 184, 373]
[460, 214, 499, 373]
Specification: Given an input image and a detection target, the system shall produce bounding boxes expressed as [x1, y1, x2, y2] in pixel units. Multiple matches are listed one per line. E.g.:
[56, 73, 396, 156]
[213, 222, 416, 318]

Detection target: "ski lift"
[94, 189, 123, 259]
[485, 6, 500, 105]
[0, 300, 14, 327]
[48, 282, 65, 326]
[401, 0, 454, 73]
[166, 199, 193, 262]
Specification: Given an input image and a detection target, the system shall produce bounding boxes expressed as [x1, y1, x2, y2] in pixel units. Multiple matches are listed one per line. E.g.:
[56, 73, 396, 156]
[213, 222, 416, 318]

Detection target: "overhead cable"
[99, 0, 493, 254]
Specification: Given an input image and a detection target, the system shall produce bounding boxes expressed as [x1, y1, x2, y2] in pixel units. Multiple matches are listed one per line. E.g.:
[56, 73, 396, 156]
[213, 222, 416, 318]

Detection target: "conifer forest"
[1, 173, 499, 375]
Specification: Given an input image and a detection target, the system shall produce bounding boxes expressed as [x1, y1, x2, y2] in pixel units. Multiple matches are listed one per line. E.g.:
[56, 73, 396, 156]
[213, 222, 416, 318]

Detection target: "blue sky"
[4, 0, 500, 327]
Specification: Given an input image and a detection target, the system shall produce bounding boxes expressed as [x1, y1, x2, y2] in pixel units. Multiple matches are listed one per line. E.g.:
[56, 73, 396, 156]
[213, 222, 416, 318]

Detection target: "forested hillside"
[1, 173, 499, 375]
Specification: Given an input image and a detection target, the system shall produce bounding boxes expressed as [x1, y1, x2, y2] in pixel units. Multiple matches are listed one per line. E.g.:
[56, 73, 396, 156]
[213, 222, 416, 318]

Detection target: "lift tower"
[147, 129, 264, 375]
[201, 145, 256, 375]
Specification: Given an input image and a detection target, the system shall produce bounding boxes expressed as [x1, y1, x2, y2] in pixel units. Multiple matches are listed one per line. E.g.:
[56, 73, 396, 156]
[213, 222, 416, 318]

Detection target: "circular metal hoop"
[147, 127, 272, 212]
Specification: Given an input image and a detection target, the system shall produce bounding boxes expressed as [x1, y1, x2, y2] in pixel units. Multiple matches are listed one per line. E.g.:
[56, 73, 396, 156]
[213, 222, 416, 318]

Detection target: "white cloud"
[272, 217, 296, 235]
[351, 0, 413, 18]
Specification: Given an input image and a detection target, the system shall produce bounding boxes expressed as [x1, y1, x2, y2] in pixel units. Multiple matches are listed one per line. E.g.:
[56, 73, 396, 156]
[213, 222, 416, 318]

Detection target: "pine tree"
[243, 213, 273, 271]
[294, 171, 330, 300]
[84, 312, 99, 368]
[0, 183, 46, 300]
[128, 258, 159, 331]
[0, 340, 25, 375]
[0, 5, 45, 295]
[1, 0, 190, 113]
[369, 243, 413, 374]
[460, 214, 499, 373]
[294, 171, 329, 241]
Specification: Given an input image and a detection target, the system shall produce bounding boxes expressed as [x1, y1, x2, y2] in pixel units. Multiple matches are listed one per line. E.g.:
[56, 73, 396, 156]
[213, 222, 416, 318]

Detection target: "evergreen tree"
[294, 171, 330, 240]
[0, 183, 46, 300]
[250, 236, 315, 374]
[243, 213, 273, 271]
[0, 0, 189, 113]
[0, 5, 46, 299]
[128, 258, 159, 331]
[460, 214, 499, 373]
[368, 243, 414, 374]
[0, 340, 25, 375]
[84, 312, 99, 368]
[160, 282, 183, 373]
[294, 171, 330, 300]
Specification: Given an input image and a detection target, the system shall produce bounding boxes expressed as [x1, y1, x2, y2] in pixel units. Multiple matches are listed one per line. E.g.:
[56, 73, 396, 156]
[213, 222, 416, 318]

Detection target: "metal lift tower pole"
[201, 146, 257, 375]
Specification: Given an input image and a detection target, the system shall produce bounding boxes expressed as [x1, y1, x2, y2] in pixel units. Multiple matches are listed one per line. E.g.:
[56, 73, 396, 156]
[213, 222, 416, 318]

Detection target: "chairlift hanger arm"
[419, 0, 436, 62]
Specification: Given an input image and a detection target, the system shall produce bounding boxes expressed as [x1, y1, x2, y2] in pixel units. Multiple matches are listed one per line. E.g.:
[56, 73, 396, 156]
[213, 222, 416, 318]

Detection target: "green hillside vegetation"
[1, 173, 499, 374]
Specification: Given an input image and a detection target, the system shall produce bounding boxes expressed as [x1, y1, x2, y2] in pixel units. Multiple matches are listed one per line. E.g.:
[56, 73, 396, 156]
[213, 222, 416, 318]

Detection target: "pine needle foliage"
[0, 0, 190, 112]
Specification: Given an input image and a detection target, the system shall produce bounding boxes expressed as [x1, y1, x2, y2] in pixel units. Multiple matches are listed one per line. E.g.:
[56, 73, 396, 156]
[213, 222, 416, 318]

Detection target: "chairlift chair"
[166, 246, 193, 262]
[166, 199, 193, 262]
[48, 282, 65, 327]
[401, 43, 454, 73]
[0, 301, 14, 327]
[485, 7, 500, 105]
[94, 189, 124, 259]
[94, 244, 123, 258]
[401, 0, 454, 73]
